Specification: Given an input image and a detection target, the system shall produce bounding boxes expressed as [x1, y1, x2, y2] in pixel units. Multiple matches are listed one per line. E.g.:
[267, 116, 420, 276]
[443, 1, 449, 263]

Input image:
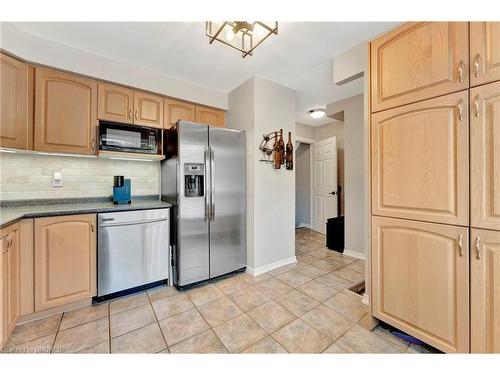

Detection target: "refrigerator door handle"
[211, 147, 215, 221]
[204, 147, 211, 222]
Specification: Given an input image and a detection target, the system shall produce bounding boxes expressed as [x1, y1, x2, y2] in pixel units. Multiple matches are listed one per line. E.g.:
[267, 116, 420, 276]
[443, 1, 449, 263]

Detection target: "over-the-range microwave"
[99, 121, 161, 155]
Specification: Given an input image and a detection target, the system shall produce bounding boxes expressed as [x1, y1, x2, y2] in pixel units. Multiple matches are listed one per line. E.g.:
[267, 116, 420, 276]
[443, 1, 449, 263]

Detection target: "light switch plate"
[53, 171, 63, 187]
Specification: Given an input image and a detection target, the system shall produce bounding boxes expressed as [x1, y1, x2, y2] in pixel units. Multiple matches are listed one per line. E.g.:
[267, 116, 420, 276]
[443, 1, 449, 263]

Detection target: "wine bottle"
[273, 131, 281, 169]
[286, 131, 293, 170]
[278, 129, 285, 166]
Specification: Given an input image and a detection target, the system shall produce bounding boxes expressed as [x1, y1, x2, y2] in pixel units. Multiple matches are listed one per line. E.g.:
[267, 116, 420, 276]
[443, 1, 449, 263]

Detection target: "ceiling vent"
[333, 43, 367, 86]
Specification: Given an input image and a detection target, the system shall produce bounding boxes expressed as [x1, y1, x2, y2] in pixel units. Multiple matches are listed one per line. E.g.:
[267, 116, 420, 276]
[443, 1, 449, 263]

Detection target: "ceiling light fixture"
[308, 108, 326, 119]
[206, 21, 278, 58]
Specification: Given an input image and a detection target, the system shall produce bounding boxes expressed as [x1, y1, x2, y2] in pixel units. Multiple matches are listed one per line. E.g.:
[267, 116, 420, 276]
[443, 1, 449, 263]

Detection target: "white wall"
[228, 77, 296, 273]
[295, 143, 310, 227]
[0, 23, 228, 109]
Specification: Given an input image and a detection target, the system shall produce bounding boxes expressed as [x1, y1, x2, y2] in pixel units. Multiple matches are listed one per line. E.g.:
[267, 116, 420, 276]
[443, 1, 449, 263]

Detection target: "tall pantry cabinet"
[369, 22, 500, 353]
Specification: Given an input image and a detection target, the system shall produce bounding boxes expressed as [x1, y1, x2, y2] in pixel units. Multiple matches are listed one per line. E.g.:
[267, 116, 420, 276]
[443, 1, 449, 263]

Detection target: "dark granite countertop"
[0, 198, 172, 228]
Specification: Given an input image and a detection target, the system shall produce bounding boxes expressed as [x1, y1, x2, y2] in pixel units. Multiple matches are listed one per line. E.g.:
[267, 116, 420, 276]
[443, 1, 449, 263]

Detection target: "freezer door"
[177, 123, 210, 286]
[209, 127, 246, 278]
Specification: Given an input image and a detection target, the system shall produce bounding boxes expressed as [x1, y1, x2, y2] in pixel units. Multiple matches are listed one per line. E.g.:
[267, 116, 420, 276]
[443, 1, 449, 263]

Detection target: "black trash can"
[326, 216, 344, 252]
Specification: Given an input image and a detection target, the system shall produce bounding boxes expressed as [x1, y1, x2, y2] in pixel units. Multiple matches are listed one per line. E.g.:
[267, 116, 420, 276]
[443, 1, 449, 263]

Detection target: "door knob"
[330, 191, 336, 195]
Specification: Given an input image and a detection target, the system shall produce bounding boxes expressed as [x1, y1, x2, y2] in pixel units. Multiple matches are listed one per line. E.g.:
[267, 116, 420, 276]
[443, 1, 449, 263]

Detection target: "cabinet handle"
[91, 138, 96, 152]
[457, 60, 465, 83]
[475, 236, 481, 260]
[7, 234, 12, 249]
[1, 235, 8, 253]
[457, 100, 464, 121]
[474, 53, 481, 78]
[134, 110, 138, 121]
[91, 221, 95, 232]
[457, 234, 463, 257]
[474, 94, 481, 118]
[128, 109, 132, 119]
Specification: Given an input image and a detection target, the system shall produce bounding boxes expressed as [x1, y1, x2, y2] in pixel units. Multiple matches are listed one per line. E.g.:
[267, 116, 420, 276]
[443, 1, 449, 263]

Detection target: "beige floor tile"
[213, 314, 267, 353]
[336, 325, 404, 353]
[147, 285, 180, 302]
[197, 296, 243, 327]
[296, 279, 339, 302]
[333, 267, 364, 283]
[372, 325, 410, 351]
[159, 308, 209, 346]
[169, 329, 228, 353]
[60, 302, 108, 331]
[238, 272, 272, 285]
[3, 334, 55, 354]
[316, 273, 354, 290]
[6, 314, 61, 347]
[157, 348, 170, 354]
[322, 343, 347, 353]
[275, 270, 312, 288]
[323, 290, 368, 322]
[296, 264, 328, 278]
[215, 276, 251, 295]
[311, 259, 344, 273]
[358, 313, 378, 331]
[78, 341, 110, 354]
[254, 278, 293, 300]
[346, 260, 365, 273]
[242, 336, 287, 353]
[301, 305, 354, 341]
[272, 319, 331, 353]
[308, 249, 331, 259]
[295, 244, 316, 253]
[331, 255, 357, 267]
[110, 292, 150, 315]
[295, 253, 317, 264]
[247, 301, 295, 333]
[152, 293, 194, 321]
[274, 290, 319, 317]
[228, 286, 270, 311]
[110, 303, 156, 338]
[186, 283, 225, 306]
[111, 322, 167, 353]
[267, 263, 299, 276]
[53, 317, 109, 353]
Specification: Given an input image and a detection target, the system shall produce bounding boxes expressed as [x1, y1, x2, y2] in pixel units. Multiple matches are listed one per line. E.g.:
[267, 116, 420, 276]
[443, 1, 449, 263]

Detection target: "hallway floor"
[3, 228, 438, 354]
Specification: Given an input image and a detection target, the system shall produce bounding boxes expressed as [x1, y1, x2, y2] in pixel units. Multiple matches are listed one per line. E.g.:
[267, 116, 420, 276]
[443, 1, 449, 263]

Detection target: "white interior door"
[313, 137, 338, 234]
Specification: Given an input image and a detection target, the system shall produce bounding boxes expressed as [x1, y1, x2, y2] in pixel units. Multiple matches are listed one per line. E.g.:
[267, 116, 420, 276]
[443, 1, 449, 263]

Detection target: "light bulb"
[225, 28, 236, 41]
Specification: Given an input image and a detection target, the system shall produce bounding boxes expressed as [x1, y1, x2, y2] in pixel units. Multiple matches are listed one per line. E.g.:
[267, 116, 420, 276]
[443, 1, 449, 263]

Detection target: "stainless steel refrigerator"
[161, 121, 246, 288]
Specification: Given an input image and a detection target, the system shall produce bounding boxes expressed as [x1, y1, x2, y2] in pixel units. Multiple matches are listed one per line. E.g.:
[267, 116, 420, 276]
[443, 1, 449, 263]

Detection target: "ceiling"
[11, 22, 398, 126]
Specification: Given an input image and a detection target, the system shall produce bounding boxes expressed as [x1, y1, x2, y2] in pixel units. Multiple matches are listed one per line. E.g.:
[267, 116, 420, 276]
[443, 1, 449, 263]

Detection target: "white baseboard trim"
[362, 293, 369, 306]
[296, 223, 311, 229]
[343, 249, 366, 260]
[246, 256, 297, 277]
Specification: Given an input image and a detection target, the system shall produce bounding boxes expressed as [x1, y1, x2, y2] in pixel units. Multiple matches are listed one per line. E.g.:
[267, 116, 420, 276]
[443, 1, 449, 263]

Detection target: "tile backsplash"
[0, 153, 159, 201]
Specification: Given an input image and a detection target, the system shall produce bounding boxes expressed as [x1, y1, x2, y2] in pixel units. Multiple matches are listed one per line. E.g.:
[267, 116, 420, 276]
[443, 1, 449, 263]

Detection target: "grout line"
[107, 303, 111, 354]
[49, 313, 63, 354]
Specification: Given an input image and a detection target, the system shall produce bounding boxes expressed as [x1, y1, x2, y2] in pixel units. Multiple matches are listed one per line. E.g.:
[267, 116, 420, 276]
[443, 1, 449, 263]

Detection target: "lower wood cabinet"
[371, 216, 469, 353]
[34, 214, 96, 312]
[471, 228, 500, 353]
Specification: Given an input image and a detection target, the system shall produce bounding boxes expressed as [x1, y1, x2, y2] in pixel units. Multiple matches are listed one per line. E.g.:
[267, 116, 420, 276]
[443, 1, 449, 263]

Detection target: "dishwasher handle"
[99, 217, 168, 227]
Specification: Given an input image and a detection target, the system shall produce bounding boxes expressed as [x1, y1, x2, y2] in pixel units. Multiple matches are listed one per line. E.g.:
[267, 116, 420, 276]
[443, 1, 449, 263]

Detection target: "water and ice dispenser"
[184, 163, 204, 197]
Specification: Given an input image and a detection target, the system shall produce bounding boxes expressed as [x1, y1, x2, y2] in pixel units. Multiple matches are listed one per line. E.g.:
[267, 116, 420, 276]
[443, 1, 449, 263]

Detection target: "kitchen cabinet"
[370, 22, 469, 112]
[34, 214, 96, 312]
[133, 90, 164, 129]
[0, 53, 30, 150]
[98, 82, 134, 124]
[195, 105, 226, 128]
[471, 81, 500, 231]
[1, 222, 20, 349]
[34, 68, 97, 155]
[470, 22, 500, 87]
[371, 216, 469, 353]
[371, 90, 469, 226]
[471, 228, 500, 353]
[164, 98, 195, 129]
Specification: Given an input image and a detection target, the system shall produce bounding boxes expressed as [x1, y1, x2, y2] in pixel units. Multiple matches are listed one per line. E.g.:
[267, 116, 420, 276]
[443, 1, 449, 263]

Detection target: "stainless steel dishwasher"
[97, 208, 170, 298]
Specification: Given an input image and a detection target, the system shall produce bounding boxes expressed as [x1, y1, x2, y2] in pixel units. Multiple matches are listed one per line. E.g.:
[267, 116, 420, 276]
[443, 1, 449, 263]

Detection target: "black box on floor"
[326, 216, 344, 252]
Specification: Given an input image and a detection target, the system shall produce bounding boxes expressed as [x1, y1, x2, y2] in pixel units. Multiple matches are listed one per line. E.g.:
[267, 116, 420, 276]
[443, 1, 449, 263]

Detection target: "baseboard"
[343, 249, 366, 260]
[296, 223, 311, 229]
[362, 293, 369, 306]
[246, 256, 297, 277]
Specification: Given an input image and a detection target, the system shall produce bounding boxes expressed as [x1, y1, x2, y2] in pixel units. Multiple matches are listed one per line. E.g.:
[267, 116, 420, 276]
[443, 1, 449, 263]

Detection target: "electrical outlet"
[53, 171, 64, 187]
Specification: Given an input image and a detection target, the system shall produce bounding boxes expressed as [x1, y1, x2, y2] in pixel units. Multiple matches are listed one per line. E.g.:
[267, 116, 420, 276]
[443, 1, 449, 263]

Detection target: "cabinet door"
[471, 228, 500, 353]
[371, 216, 469, 353]
[370, 22, 469, 112]
[195, 106, 225, 128]
[133, 91, 164, 129]
[371, 90, 469, 226]
[164, 98, 195, 129]
[470, 22, 500, 87]
[98, 82, 133, 124]
[34, 68, 97, 155]
[0, 53, 29, 150]
[471, 81, 500, 231]
[34, 214, 96, 311]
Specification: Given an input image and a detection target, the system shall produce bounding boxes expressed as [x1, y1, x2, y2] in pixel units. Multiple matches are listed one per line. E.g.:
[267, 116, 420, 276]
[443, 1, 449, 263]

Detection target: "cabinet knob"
[474, 54, 481, 78]
[457, 234, 463, 257]
[457, 60, 465, 83]
[475, 236, 481, 260]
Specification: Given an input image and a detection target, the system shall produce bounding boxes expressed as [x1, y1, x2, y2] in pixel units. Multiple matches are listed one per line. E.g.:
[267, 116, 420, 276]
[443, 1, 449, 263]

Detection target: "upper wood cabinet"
[471, 81, 500, 231]
[370, 22, 469, 112]
[98, 83, 134, 124]
[34, 214, 96, 312]
[164, 98, 195, 129]
[195, 105, 226, 128]
[371, 216, 469, 353]
[34, 68, 97, 155]
[470, 22, 500, 87]
[0, 53, 30, 150]
[133, 91, 164, 129]
[471, 228, 500, 353]
[371, 90, 469, 226]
